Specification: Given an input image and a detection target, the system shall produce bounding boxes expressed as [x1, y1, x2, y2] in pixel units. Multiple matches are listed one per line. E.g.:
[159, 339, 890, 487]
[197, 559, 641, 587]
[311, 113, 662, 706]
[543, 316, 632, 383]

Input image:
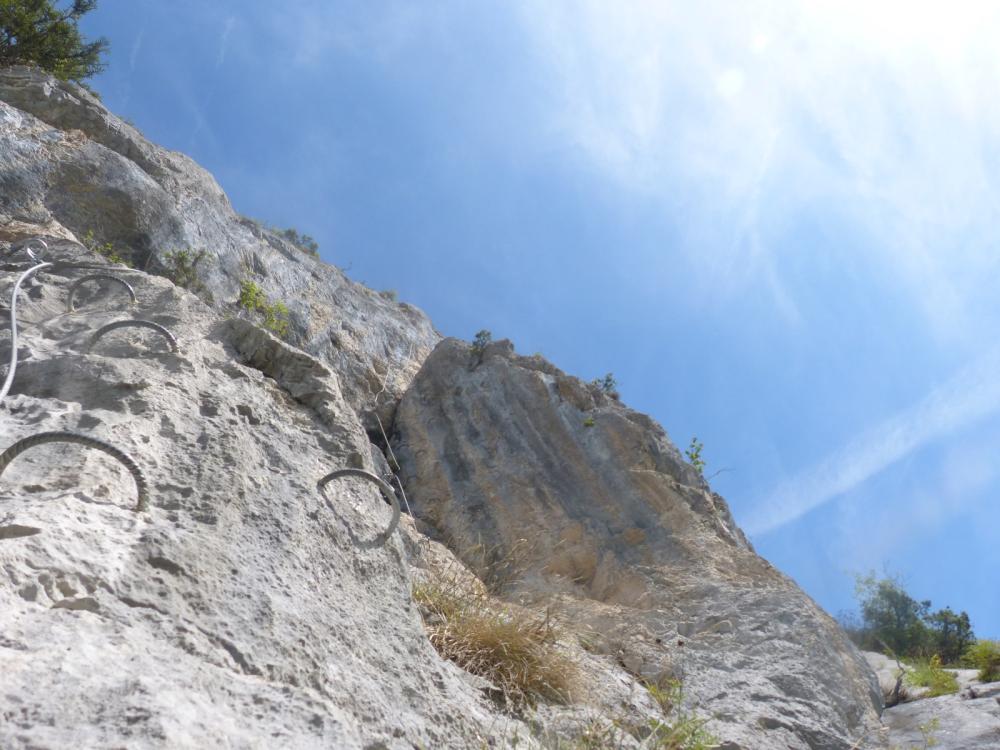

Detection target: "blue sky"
[80, 0, 1000, 637]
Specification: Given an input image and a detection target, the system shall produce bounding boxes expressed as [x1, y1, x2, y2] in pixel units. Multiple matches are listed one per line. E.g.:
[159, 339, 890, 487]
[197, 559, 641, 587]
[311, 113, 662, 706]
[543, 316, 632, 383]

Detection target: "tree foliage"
[844, 573, 976, 664]
[0, 0, 107, 82]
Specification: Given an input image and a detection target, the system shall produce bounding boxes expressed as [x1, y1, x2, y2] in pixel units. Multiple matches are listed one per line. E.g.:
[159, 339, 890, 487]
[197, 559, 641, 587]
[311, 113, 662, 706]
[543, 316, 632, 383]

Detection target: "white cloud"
[512, 0, 1000, 339]
[744, 347, 1000, 535]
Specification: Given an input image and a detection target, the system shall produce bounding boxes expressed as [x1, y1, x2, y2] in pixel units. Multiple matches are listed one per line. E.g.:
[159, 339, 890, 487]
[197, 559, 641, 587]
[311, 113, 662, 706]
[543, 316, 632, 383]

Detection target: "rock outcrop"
[0, 65, 437, 421]
[2, 65, 889, 749]
[0, 244, 506, 748]
[882, 683, 1000, 749]
[393, 338, 883, 749]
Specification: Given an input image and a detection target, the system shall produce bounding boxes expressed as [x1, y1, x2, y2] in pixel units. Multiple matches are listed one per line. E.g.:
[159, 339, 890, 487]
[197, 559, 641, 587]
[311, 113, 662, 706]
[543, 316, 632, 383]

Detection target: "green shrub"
[591, 372, 619, 399]
[238, 279, 267, 312]
[583, 416, 595, 428]
[905, 656, 959, 696]
[964, 640, 1000, 682]
[81, 229, 129, 266]
[276, 226, 319, 257]
[685, 437, 705, 476]
[163, 249, 213, 303]
[471, 329, 492, 362]
[238, 279, 289, 338]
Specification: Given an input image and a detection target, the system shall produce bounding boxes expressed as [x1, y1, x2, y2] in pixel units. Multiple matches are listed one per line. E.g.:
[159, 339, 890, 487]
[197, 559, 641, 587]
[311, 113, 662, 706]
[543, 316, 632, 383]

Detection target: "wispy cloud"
[512, 0, 1000, 339]
[129, 28, 145, 72]
[745, 347, 1000, 535]
[216, 16, 235, 69]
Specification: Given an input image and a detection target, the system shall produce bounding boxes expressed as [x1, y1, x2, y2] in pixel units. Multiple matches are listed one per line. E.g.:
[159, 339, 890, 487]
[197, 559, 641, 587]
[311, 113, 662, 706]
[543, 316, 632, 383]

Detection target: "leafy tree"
[925, 607, 974, 665]
[854, 573, 931, 657]
[848, 573, 976, 663]
[470, 329, 492, 361]
[0, 1, 108, 82]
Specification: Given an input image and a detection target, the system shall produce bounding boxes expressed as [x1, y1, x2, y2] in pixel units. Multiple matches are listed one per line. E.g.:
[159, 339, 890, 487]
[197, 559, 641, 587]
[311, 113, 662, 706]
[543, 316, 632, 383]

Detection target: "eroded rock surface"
[2, 62, 893, 750]
[0, 246, 506, 748]
[0, 65, 438, 418]
[393, 338, 884, 749]
[882, 683, 1000, 749]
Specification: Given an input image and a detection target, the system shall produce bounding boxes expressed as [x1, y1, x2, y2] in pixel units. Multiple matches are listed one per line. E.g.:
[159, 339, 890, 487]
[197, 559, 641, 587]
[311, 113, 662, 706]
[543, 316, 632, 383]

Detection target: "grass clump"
[964, 639, 1000, 682]
[642, 680, 720, 749]
[238, 279, 289, 338]
[905, 655, 959, 697]
[412, 575, 576, 708]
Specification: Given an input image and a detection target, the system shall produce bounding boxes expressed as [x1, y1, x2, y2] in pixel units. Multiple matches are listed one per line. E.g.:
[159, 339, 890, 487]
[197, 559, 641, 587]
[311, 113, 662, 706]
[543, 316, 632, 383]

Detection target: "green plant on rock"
[905, 655, 958, 697]
[238, 278, 290, 338]
[163, 249, 213, 303]
[583, 416, 595, 428]
[964, 639, 1000, 682]
[276, 226, 319, 257]
[685, 437, 705, 477]
[471, 329, 492, 362]
[81, 229, 129, 266]
[591, 372, 619, 400]
[643, 679, 719, 750]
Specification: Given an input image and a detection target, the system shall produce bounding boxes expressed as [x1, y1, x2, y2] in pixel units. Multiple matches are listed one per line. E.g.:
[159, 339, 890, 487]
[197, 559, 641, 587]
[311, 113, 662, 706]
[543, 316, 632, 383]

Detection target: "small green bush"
[964, 640, 1000, 682]
[905, 655, 959, 696]
[471, 329, 492, 361]
[582, 416, 595, 428]
[81, 229, 129, 266]
[685, 437, 705, 476]
[590, 373, 619, 399]
[238, 279, 289, 338]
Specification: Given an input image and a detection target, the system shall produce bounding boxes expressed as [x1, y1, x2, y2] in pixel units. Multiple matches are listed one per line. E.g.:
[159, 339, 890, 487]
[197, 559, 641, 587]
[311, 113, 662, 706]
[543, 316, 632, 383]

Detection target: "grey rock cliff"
[393, 338, 884, 749]
[0, 244, 507, 748]
[2, 65, 889, 749]
[0, 65, 437, 421]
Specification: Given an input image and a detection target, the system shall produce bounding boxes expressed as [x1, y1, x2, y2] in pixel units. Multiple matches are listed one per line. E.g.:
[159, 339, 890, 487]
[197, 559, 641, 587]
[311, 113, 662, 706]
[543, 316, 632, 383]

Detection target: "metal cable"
[67, 274, 138, 312]
[1, 261, 54, 404]
[88, 319, 179, 354]
[0, 431, 149, 511]
[371, 341, 416, 518]
[2, 238, 48, 263]
[317, 468, 401, 547]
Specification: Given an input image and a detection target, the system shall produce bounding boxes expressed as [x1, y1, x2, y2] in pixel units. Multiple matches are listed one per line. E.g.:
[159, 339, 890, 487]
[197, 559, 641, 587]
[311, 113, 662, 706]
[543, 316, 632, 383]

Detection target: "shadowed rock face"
[393, 338, 884, 749]
[0, 65, 438, 419]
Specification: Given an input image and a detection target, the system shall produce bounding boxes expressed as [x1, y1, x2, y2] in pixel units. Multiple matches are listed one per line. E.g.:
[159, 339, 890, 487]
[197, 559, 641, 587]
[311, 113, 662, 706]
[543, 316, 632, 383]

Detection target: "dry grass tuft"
[413, 573, 577, 708]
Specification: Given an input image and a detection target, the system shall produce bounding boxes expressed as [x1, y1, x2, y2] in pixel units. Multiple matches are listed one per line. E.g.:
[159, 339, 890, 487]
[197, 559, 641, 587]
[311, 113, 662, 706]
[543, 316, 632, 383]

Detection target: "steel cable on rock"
[0, 431, 149, 511]
[317, 468, 401, 548]
[1, 260, 54, 404]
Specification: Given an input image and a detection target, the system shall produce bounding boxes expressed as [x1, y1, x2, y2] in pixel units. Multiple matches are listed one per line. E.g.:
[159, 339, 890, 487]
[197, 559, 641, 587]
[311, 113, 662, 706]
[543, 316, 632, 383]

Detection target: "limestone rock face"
[882, 683, 1000, 749]
[0, 245, 506, 748]
[392, 338, 884, 749]
[2, 63, 892, 749]
[0, 65, 438, 417]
